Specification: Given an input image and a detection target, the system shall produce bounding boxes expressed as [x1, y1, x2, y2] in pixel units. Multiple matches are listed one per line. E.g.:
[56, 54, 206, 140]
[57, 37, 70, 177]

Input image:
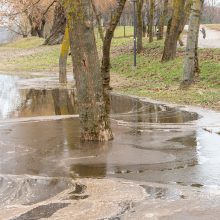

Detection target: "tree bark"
[181, 0, 203, 87]
[65, 0, 113, 142]
[143, 20, 147, 37]
[28, 16, 39, 37]
[143, 1, 149, 37]
[162, 0, 186, 62]
[30, 27, 38, 37]
[91, 0, 104, 42]
[39, 18, 46, 38]
[137, 0, 144, 53]
[148, 0, 155, 43]
[44, 3, 66, 45]
[157, 0, 168, 40]
[30, 24, 45, 38]
[59, 25, 69, 84]
[177, 0, 193, 46]
[101, 0, 127, 90]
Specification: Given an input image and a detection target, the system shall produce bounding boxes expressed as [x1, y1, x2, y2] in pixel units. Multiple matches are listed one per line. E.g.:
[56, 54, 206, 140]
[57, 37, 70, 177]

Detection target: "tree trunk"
[157, 0, 168, 40]
[162, 0, 186, 62]
[101, 0, 127, 90]
[177, 0, 193, 46]
[137, 0, 144, 53]
[28, 16, 38, 37]
[59, 25, 69, 84]
[143, 1, 149, 37]
[39, 18, 46, 38]
[65, 0, 113, 142]
[33, 19, 46, 38]
[178, 35, 184, 46]
[149, 0, 155, 43]
[91, 0, 104, 42]
[44, 3, 66, 45]
[181, 0, 203, 87]
[26, 8, 43, 38]
[30, 27, 38, 37]
[31, 26, 43, 38]
[143, 20, 147, 37]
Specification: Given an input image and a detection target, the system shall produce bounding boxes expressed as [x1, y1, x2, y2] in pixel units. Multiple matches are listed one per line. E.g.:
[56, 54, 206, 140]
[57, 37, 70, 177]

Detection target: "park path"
[184, 25, 220, 48]
[199, 26, 220, 48]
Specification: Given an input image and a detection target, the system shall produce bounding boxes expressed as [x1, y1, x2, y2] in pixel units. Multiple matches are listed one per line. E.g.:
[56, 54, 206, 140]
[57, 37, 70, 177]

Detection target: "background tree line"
[1, 0, 218, 41]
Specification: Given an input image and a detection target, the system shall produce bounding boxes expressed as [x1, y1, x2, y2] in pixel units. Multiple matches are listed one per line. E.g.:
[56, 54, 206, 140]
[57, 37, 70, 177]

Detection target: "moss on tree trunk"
[162, 0, 186, 61]
[64, 0, 113, 142]
[59, 25, 69, 84]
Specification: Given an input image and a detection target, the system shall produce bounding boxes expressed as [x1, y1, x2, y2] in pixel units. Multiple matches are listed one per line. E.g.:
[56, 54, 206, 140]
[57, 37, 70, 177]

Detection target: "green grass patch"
[2, 37, 44, 49]
[95, 26, 134, 39]
[0, 33, 219, 110]
[8, 47, 60, 72]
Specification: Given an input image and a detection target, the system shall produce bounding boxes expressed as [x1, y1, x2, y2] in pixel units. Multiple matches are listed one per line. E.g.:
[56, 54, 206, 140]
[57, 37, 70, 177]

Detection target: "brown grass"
[205, 24, 220, 31]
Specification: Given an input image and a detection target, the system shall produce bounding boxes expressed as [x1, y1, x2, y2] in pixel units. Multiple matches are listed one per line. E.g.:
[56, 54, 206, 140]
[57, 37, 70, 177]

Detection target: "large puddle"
[1, 74, 220, 219]
[0, 75, 197, 123]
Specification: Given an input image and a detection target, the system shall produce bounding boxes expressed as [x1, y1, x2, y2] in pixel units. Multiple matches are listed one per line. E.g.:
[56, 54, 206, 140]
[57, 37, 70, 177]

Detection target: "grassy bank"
[111, 40, 220, 110]
[205, 24, 220, 31]
[0, 27, 219, 111]
[0, 37, 62, 73]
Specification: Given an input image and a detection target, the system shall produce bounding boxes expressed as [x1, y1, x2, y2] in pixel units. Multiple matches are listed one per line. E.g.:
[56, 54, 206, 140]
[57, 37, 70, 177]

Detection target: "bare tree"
[181, 0, 204, 87]
[91, 0, 104, 42]
[101, 0, 127, 90]
[148, 0, 155, 43]
[161, 0, 186, 62]
[137, 0, 144, 53]
[157, 0, 169, 40]
[202, 0, 216, 23]
[1, 0, 55, 38]
[64, 0, 113, 141]
[44, 2, 66, 45]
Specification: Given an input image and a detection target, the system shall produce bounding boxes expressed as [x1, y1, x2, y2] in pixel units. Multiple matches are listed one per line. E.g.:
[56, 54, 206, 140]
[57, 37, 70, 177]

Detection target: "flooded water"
[1, 74, 220, 219]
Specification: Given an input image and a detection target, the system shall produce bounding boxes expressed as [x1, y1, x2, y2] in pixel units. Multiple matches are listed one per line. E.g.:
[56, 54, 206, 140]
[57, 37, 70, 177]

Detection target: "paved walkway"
[184, 25, 220, 48]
